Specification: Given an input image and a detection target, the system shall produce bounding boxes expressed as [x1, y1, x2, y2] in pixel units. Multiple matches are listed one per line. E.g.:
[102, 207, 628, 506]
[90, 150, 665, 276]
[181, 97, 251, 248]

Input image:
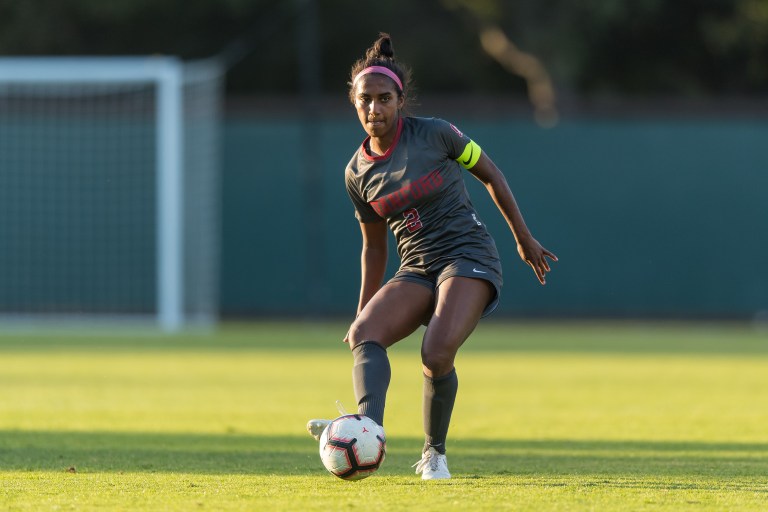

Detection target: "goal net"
[0, 57, 222, 332]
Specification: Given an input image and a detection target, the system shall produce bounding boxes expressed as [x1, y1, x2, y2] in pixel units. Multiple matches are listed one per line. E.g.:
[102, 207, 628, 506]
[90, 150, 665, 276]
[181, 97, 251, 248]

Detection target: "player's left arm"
[465, 150, 558, 285]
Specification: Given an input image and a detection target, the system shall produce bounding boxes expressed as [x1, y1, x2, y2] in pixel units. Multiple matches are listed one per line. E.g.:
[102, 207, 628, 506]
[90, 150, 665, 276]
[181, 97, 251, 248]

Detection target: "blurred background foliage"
[2, 0, 767, 98]
[1, 1, 766, 319]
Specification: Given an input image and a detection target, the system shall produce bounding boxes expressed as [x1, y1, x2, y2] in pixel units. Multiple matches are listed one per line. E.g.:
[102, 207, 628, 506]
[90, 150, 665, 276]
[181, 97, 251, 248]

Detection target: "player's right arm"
[357, 220, 388, 316]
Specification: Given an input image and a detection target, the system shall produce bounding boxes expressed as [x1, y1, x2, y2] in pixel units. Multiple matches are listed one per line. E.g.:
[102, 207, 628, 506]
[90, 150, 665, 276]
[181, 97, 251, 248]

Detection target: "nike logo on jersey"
[472, 268, 487, 274]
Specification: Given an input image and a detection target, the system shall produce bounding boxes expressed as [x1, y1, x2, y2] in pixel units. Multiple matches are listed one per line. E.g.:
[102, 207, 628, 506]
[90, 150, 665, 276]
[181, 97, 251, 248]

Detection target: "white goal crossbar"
[0, 57, 221, 332]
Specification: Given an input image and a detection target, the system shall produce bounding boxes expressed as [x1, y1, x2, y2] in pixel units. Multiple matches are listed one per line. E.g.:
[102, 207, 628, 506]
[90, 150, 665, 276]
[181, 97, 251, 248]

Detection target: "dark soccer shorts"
[388, 258, 503, 318]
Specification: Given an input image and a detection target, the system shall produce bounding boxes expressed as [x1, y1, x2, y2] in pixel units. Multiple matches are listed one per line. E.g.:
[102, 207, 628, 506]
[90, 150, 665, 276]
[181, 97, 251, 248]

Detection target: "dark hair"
[348, 32, 414, 110]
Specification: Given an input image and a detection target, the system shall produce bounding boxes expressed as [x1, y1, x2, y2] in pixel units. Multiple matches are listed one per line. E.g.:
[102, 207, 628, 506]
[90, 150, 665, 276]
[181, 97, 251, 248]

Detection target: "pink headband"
[353, 66, 403, 92]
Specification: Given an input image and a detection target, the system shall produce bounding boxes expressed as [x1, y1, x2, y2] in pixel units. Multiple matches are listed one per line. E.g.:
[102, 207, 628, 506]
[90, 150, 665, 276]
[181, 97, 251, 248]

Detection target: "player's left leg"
[422, 276, 494, 378]
[415, 276, 494, 479]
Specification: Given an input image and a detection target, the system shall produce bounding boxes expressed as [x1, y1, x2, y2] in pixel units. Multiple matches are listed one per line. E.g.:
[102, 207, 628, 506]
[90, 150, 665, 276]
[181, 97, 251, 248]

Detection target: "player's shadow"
[2, 430, 767, 487]
[430, 438, 768, 488]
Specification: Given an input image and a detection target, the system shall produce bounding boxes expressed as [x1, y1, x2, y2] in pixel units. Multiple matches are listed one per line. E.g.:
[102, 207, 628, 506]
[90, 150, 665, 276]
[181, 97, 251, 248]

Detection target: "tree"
[1, 0, 766, 96]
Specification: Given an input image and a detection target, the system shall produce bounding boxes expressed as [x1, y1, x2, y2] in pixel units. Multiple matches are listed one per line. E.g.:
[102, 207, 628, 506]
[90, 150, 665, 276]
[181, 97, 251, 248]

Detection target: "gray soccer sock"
[423, 368, 458, 455]
[351, 341, 390, 426]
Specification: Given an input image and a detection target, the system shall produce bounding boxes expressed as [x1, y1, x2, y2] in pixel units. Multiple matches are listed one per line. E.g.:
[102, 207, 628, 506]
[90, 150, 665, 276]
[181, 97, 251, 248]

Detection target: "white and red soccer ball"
[319, 414, 386, 480]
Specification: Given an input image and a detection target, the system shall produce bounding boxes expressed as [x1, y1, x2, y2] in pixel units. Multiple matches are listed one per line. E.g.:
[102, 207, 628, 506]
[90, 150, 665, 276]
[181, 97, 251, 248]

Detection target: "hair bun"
[366, 32, 395, 61]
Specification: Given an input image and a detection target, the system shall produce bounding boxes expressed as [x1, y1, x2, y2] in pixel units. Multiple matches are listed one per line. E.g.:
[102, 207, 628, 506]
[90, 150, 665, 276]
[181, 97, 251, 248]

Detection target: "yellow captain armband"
[456, 140, 482, 169]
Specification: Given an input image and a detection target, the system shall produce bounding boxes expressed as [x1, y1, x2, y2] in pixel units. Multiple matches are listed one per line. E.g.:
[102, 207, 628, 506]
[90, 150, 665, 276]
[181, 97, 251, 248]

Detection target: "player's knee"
[347, 318, 371, 349]
[421, 349, 454, 377]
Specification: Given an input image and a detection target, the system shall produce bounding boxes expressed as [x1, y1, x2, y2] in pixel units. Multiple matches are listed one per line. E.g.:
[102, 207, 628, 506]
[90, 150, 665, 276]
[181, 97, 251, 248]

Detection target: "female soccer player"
[308, 33, 557, 480]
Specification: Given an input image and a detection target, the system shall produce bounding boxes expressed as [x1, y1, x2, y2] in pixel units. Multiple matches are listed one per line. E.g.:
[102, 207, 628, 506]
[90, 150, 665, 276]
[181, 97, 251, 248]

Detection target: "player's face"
[354, 74, 404, 142]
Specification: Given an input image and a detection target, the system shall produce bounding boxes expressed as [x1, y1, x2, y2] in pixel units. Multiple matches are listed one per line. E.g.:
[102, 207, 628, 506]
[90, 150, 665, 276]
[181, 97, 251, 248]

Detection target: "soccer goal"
[0, 57, 222, 332]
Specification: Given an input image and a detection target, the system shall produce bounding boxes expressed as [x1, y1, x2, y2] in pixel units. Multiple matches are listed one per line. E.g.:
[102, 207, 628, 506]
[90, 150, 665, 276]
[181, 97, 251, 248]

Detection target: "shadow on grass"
[1, 430, 767, 487]
[1, 320, 767, 355]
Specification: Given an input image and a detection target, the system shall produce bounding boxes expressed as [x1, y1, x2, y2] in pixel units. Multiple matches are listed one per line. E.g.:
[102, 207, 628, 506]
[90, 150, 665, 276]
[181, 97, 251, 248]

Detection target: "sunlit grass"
[1, 321, 767, 511]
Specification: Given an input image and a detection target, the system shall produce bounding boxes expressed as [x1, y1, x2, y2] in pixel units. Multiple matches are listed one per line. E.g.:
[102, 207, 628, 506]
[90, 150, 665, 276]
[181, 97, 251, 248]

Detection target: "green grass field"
[1, 321, 767, 511]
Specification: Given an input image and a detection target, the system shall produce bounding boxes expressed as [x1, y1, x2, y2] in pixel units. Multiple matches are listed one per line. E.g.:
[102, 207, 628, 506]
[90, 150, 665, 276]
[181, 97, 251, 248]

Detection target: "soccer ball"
[319, 414, 386, 480]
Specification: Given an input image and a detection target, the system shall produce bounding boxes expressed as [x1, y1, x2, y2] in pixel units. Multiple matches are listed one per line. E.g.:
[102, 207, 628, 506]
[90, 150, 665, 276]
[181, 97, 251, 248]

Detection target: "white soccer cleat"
[306, 419, 331, 441]
[413, 446, 451, 480]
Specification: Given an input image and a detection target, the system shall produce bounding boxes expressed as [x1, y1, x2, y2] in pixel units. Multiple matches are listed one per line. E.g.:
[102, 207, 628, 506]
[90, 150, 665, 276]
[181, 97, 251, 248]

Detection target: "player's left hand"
[517, 238, 558, 285]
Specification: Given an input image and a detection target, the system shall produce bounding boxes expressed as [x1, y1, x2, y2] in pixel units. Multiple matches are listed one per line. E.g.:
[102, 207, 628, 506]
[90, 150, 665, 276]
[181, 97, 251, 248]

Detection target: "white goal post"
[0, 56, 222, 332]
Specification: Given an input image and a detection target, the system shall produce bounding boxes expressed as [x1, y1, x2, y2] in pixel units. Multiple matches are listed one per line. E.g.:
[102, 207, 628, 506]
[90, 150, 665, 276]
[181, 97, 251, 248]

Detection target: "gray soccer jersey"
[345, 116, 501, 275]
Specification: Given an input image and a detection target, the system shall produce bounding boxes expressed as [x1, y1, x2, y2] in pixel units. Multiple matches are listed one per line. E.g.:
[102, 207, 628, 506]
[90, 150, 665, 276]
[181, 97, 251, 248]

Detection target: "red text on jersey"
[370, 169, 443, 218]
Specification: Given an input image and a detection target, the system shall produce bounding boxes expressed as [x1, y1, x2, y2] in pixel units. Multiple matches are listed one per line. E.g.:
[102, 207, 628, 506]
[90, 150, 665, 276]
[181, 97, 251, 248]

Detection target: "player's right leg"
[348, 279, 434, 350]
[347, 280, 434, 426]
[307, 281, 433, 440]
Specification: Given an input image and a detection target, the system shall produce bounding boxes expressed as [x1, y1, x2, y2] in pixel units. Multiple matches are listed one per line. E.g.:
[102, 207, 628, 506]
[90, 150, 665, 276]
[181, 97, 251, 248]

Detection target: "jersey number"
[403, 208, 423, 233]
